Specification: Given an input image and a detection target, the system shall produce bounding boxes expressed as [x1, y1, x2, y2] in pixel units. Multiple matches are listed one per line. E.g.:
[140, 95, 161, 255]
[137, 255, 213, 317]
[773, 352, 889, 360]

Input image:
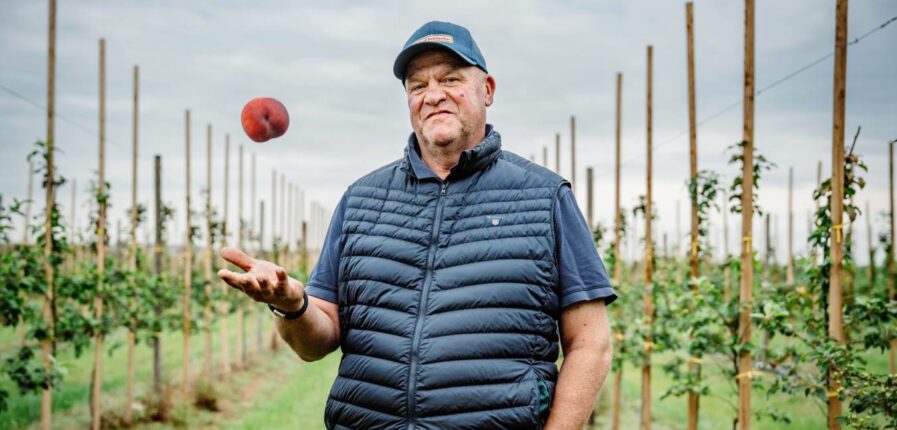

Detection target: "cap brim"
[393, 42, 478, 81]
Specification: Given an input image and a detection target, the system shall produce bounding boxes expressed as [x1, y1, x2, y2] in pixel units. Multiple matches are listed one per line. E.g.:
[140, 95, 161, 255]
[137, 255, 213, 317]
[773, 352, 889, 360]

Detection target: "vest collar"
[401, 124, 502, 180]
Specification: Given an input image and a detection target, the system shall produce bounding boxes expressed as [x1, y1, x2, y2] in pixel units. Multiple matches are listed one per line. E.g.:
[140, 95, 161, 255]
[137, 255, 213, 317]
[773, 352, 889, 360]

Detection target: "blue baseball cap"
[393, 21, 488, 81]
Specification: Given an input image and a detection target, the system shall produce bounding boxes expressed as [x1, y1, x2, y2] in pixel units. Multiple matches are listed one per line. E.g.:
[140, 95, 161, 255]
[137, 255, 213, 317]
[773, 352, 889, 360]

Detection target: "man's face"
[404, 50, 495, 149]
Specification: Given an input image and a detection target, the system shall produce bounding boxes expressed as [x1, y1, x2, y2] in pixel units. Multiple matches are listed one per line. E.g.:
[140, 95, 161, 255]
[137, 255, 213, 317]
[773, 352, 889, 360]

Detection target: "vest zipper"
[406, 180, 448, 429]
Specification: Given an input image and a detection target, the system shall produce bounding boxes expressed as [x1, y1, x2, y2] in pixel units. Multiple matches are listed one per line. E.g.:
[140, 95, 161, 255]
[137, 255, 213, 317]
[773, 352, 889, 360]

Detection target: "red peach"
[241, 97, 290, 142]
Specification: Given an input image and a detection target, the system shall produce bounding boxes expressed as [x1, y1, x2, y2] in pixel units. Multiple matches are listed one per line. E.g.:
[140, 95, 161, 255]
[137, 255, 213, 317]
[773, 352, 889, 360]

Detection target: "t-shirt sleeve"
[304, 193, 347, 304]
[554, 184, 617, 308]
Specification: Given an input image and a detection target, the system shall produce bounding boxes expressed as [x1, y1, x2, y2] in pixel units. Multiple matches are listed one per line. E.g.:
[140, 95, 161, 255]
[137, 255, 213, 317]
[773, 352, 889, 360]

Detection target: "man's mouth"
[425, 110, 453, 120]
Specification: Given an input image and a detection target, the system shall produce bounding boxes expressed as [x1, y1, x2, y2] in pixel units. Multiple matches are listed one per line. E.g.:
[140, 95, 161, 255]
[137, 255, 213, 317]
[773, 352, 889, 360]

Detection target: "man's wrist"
[269, 290, 309, 320]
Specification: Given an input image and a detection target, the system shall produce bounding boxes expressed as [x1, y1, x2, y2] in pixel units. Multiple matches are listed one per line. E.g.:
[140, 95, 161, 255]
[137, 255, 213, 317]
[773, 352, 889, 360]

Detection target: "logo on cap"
[413, 34, 454, 45]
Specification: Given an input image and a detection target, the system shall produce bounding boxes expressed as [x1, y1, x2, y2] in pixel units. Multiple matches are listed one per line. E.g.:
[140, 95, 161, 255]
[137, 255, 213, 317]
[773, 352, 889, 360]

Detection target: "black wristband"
[268, 290, 309, 320]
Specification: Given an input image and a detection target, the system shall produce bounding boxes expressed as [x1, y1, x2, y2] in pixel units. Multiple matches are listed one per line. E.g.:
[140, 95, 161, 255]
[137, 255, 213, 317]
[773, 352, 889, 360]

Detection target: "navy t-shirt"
[306, 145, 617, 309]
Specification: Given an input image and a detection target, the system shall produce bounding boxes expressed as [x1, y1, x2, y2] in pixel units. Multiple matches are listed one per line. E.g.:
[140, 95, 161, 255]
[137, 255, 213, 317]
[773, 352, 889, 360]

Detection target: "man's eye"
[443, 76, 459, 83]
[410, 84, 425, 92]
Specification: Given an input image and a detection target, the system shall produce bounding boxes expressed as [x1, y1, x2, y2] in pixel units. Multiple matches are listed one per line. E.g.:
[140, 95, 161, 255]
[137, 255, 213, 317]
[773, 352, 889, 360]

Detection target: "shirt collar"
[402, 124, 502, 180]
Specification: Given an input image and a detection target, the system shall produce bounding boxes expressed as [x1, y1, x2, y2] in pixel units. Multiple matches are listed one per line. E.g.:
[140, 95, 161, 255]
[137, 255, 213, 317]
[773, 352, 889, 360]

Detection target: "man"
[218, 21, 616, 429]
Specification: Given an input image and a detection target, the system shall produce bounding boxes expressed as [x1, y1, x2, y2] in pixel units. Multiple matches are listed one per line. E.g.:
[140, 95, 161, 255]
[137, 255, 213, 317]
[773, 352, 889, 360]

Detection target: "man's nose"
[422, 84, 447, 106]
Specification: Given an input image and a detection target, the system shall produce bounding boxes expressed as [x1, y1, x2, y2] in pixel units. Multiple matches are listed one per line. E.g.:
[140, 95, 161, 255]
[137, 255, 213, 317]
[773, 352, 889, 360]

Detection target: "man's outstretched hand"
[217, 247, 305, 312]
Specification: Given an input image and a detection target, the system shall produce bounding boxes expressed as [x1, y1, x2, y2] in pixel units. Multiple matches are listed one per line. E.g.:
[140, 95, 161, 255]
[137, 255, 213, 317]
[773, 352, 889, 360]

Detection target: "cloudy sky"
[1, 0, 895, 265]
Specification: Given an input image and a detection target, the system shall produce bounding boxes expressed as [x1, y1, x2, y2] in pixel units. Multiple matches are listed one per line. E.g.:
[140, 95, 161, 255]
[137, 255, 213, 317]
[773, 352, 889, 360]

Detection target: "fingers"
[275, 267, 288, 286]
[219, 269, 266, 301]
[218, 269, 251, 292]
[220, 247, 254, 271]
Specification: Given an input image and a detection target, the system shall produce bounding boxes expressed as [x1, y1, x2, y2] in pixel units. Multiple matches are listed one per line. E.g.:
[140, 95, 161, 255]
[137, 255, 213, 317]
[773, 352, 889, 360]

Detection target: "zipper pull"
[440, 183, 447, 195]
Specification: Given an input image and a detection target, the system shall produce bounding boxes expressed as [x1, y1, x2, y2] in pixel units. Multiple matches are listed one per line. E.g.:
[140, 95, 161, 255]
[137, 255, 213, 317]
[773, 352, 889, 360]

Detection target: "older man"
[218, 21, 615, 430]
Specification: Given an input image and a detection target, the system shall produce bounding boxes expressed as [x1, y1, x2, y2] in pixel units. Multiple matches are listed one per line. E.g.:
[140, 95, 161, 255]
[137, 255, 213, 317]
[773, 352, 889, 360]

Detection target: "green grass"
[1, 303, 278, 429]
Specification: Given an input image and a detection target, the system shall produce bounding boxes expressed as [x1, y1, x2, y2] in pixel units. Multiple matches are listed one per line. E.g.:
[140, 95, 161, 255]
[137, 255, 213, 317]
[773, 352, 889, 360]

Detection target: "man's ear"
[483, 74, 496, 107]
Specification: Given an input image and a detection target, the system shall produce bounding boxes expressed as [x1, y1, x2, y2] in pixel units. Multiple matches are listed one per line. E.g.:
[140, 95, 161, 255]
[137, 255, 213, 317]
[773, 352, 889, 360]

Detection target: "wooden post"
[182, 109, 193, 396]
[152, 155, 163, 396]
[90, 38, 107, 430]
[203, 124, 214, 377]
[586, 167, 594, 230]
[685, 4, 701, 428]
[828, 1, 848, 427]
[251, 153, 256, 253]
[125, 63, 139, 425]
[611, 71, 623, 430]
[863, 201, 873, 284]
[542, 145, 548, 168]
[237, 145, 246, 368]
[280, 174, 286, 260]
[70, 178, 76, 245]
[287, 182, 293, 267]
[677, 201, 682, 258]
[23, 160, 34, 244]
[888, 139, 897, 375]
[40, 1, 57, 427]
[787, 167, 795, 286]
[889, 140, 896, 374]
[570, 115, 576, 192]
[641, 45, 654, 430]
[258, 200, 265, 353]
[738, 0, 755, 428]
[272, 170, 277, 257]
[555, 133, 561, 175]
[723, 189, 731, 300]
[220, 134, 231, 374]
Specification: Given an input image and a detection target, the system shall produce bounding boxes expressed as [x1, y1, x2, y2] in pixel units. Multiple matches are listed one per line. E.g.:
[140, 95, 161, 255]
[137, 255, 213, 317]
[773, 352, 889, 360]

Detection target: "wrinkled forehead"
[404, 50, 472, 81]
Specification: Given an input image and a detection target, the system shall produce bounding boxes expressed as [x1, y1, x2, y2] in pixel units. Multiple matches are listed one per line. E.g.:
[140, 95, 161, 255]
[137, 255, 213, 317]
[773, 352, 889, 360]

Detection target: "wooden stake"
[125, 63, 139, 425]
[183, 109, 193, 396]
[220, 134, 231, 374]
[738, 0, 755, 428]
[586, 167, 594, 230]
[90, 37, 107, 430]
[611, 71, 623, 430]
[723, 189, 731, 300]
[889, 139, 896, 375]
[280, 174, 286, 259]
[258, 200, 265, 353]
[152, 155, 163, 396]
[23, 160, 34, 244]
[542, 145, 548, 168]
[555, 133, 561, 175]
[272, 170, 277, 256]
[203, 124, 214, 376]
[41, 1, 57, 427]
[571, 115, 576, 192]
[787, 167, 795, 286]
[237, 145, 246, 368]
[685, 5, 701, 427]
[641, 45, 654, 430]
[827, 1, 848, 427]
[864, 201, 873, 284]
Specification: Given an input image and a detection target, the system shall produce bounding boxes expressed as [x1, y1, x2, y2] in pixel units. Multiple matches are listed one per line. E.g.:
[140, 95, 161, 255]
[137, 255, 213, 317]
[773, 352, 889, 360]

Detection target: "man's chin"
[423, 131, 461, 148]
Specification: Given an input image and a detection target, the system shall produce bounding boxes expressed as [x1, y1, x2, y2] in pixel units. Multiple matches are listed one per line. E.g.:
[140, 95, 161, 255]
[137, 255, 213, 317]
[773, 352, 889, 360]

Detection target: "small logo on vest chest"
[486, 215, 502, 226]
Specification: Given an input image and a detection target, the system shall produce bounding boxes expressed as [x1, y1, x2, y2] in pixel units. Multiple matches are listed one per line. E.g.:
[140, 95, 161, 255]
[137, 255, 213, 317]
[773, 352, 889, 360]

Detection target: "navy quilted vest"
[325, 127, 568, 430]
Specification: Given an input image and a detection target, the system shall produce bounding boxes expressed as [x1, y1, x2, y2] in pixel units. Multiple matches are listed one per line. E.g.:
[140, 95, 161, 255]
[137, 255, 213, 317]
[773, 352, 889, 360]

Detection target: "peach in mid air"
[241, 97, 289, 143]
